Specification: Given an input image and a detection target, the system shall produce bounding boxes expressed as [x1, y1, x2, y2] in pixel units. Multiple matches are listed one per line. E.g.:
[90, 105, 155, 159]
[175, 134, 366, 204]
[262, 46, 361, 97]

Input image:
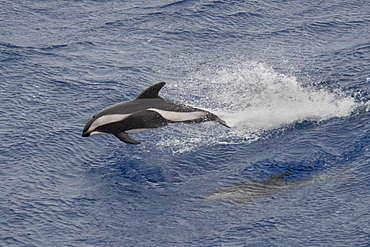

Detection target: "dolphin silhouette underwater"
[204, 172, 308, 203]
[82, 82, 230, 144]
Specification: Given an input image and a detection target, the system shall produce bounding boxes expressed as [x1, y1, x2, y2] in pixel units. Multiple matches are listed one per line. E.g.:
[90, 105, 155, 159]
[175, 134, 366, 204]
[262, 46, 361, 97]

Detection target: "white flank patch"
[88, 114, 130, 133]
[148, 108, 207, 122]
[90, 131, 107, 136]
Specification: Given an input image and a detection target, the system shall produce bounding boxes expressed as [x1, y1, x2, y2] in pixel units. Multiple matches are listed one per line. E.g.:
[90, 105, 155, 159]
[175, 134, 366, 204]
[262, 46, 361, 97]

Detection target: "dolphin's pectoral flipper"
[114, 132, 141, 144]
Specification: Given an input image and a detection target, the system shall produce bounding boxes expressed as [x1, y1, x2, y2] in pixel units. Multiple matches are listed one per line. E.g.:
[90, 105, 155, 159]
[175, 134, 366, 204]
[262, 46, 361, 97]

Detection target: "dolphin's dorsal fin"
[266, 172, 290, 185]
[137, 82, 166, 99]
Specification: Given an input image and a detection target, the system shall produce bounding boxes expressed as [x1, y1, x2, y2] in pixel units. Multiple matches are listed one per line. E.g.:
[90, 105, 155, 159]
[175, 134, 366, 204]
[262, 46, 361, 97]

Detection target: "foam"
[159, 61, 358, 151]
[208, 62, 355, 128]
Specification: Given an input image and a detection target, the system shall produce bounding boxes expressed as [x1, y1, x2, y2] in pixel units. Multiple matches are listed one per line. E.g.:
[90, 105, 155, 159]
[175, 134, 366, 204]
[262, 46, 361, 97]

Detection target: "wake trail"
[159, 61, 359, 152]
[208, 62, 356, 131]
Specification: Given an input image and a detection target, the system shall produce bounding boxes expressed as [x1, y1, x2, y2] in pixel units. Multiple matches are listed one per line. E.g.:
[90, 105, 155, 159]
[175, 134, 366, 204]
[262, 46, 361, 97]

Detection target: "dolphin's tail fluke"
[216, 117, 231, 128]
[206, 112, 230, 128]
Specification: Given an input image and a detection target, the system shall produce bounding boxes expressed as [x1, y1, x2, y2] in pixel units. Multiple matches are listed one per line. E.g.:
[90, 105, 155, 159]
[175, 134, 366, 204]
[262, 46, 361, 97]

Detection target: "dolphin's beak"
[82, 118, 94, 137]
[82, 132, 90, 137]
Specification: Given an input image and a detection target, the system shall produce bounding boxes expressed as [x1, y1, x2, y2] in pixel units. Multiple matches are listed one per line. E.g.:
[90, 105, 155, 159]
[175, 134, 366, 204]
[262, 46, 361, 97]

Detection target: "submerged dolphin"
[205, 173, 308, 203]
[82, 82, 230, 144]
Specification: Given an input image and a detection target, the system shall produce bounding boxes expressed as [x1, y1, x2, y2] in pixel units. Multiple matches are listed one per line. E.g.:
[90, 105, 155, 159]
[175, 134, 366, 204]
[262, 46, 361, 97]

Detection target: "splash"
[206, 62, 356, 129]
[158, 62, 358, 151]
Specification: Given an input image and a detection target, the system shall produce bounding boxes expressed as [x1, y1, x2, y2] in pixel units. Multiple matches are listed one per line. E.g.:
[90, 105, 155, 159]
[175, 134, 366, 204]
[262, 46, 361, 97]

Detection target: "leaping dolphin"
[82, 82, 230, 144]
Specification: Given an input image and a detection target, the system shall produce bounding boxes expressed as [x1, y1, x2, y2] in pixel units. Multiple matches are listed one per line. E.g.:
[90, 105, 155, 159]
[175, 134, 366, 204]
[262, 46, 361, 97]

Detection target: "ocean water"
[1, 0, 370, 246]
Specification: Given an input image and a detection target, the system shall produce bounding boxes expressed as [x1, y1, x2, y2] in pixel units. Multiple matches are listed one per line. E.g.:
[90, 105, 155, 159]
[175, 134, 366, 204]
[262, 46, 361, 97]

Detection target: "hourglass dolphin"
[82, 82, 230, 144]
[204, 173, 308, 203]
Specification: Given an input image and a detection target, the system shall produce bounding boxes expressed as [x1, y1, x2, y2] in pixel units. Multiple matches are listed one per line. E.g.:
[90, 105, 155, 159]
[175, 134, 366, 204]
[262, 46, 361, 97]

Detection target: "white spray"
[158, 62, 357, 151]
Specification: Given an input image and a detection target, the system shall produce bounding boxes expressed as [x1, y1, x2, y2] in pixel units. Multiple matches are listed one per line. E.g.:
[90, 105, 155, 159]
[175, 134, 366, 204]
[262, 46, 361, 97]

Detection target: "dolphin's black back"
[94, 98, 203, 118]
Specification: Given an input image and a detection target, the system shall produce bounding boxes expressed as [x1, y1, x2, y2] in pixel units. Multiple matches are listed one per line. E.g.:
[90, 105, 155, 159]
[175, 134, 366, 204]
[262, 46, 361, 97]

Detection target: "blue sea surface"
[1, 0, 370, 246]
